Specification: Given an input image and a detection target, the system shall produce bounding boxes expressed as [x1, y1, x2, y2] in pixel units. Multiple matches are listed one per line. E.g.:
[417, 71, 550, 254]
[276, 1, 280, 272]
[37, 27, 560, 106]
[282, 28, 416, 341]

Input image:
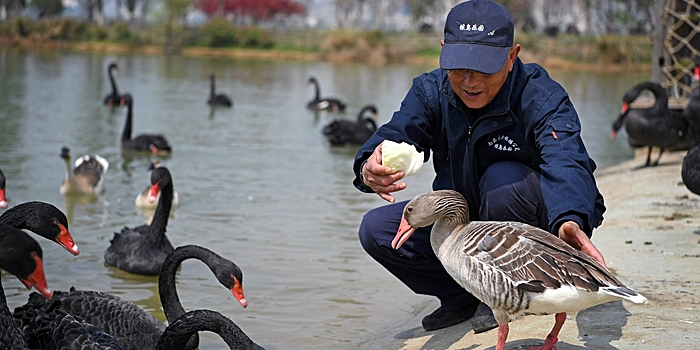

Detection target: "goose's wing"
[465, 221, 622, 293]
[73, 155, 109, 190]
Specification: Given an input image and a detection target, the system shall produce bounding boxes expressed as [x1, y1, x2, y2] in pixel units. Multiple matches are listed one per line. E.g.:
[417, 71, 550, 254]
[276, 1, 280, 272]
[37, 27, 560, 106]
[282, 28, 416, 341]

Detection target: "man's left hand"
[558, 221, 607, 268]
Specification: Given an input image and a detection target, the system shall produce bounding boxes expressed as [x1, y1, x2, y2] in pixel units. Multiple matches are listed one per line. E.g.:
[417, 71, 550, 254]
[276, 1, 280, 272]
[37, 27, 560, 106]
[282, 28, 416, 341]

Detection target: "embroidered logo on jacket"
[488, 135, 520, 152]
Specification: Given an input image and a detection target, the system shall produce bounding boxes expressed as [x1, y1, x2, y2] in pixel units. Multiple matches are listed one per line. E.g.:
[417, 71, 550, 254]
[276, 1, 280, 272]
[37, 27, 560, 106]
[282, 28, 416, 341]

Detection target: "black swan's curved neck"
[311, 79, 320, 101]
[158, 245, 214, 322]
[632, 82, 669, 115]
[0, 280, 29, 349]
[210, 75, 216, 98]
[155, 310, 262, 350]
[109, 66, 119, 96]
[147, 181, 173, 246]
[121, 102, 133, 142]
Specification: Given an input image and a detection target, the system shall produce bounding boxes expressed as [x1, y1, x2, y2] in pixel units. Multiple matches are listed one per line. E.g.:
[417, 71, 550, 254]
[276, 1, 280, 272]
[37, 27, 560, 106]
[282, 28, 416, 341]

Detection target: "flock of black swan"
[4, 60, 700, 349]
[0, 63, 264, 349]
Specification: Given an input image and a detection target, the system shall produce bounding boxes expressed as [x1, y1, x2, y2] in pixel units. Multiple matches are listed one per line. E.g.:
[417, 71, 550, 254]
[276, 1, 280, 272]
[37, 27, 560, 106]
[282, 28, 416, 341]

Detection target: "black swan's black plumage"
[0, 226, 51, 350]
[120, 94, 172, 155]
[105, 167, 175, 275]
[682, 144, 700, 196]
[322, 104, 378, 146]
[306, 76, 346, 112]
[0, 201, 79, 255]
[16, 245, 249, 350]
[0, 167, 7, 208]
[103, 63, 124, 107]
[207, 73, 232, 107]
[612, 81, 692, 167]
[156, 310, 264, 350]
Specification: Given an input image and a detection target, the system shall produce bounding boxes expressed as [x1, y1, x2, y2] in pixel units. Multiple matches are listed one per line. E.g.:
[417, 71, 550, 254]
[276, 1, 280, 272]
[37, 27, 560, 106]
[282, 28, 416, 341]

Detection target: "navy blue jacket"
[353, 58, 605, 236]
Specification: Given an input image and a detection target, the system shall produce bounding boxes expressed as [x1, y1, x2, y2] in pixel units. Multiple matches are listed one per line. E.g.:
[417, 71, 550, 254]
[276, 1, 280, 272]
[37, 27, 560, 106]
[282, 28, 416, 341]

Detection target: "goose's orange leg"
[526, 312, 567, 350]
[495, 324, 509, 350]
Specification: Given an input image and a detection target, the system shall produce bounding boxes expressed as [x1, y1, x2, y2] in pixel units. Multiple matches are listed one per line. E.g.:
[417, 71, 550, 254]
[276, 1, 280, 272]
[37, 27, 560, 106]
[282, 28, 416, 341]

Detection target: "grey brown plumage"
[393, 190, 647, 350]
[60, 146, 109, 196]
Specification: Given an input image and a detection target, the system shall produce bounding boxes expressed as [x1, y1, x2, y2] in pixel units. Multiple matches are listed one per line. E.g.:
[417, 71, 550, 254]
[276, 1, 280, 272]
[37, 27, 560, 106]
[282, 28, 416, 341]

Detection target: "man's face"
[446, 45, 520, 109]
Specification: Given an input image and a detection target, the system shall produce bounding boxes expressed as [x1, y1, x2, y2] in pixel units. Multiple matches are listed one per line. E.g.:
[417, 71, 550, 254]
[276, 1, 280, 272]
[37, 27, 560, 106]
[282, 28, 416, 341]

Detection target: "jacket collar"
[439, 58, 522, 118]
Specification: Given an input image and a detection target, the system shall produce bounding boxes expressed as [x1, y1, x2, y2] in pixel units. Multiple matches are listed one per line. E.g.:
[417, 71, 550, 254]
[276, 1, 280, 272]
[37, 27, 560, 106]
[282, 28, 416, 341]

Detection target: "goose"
[207, 73, 232, 107]
[16, 244, 249, 350]
[156, 309, 263, 350]
[103, 63, 124, 107]
[306, 76, 346, 112]
[121, 94, 172, 155]
[135, 160, 179, 210]
[0, 201, 80, 256]
[59, 146, 110, 196]
[105, 167, 175, 275]
[0, 168, 7, 208]
[0, 227, 52, 349]
[322, 104, 378, 146]
[611, 81, 691, 167]
[392, 190, 648, 350]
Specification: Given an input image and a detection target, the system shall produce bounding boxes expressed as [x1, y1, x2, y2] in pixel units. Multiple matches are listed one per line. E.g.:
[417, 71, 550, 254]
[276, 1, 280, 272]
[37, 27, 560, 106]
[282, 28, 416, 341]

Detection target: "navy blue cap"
[440, 0, 514, 74]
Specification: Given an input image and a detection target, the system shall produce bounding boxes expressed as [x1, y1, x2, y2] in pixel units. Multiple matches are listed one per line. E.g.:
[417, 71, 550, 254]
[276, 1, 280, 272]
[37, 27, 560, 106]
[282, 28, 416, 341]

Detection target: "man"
[352, 0, 607, 333]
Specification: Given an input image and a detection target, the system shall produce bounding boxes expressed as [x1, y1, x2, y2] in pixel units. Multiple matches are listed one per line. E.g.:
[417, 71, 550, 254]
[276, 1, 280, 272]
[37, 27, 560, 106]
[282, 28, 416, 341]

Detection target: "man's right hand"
[361, 142, 407, 203]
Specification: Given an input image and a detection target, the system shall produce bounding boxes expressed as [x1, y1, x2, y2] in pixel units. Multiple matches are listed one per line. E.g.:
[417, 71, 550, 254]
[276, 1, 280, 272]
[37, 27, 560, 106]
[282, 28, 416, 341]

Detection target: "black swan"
[0, 226, 52, 349]
[611, 81, 692, 167]
[17, 244, 249, 350]
[135, 160, 179, 210]
[0, 201, 80, 256]
[0, 167, 7, 208]
[120, 94, 172, 155]
[393, 190, 648, 350]
[105, 167, 175, 275]
[322, 104, 378, 146]
[306, 76, 346, 112]
[207, 73, 232, 107]
[59, 146, 110, 196]
[156, 309, 263, 350]
[682, 56, 700, 145]
[682, 144, 700, 196]
[103, 63, 124, 107]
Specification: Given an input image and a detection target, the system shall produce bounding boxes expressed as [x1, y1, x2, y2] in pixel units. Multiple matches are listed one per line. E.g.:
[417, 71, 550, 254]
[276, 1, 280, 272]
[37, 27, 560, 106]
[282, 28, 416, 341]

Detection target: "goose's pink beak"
[392, 216, 416, 249]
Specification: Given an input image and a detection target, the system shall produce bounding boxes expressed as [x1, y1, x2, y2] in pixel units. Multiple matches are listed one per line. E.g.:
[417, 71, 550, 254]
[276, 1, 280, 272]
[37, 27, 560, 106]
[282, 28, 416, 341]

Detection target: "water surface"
[0, 47, 648, 349]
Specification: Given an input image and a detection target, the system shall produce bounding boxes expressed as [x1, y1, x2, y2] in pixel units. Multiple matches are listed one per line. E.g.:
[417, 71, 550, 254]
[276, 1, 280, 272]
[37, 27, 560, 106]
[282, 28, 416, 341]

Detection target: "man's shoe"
[471, 302, 498, 333]
[421, 303, 479, 331]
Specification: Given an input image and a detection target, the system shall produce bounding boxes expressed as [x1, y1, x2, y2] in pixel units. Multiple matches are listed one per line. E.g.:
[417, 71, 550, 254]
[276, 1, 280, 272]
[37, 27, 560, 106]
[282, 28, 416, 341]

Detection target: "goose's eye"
[407, 206, 414, 213]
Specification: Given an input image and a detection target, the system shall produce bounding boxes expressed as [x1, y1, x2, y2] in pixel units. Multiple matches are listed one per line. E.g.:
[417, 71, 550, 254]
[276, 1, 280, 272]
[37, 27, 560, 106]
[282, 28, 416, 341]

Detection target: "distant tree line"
[0, 0, 661, 36]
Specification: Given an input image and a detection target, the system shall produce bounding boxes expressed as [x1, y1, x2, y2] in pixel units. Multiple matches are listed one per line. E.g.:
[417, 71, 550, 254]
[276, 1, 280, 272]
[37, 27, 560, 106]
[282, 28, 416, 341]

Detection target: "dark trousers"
[358, 161, 549, 311]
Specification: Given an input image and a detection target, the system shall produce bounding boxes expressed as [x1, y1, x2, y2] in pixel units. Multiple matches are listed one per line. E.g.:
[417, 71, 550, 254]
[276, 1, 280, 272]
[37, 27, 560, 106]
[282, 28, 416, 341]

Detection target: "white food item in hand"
[382, 140, 424, 176]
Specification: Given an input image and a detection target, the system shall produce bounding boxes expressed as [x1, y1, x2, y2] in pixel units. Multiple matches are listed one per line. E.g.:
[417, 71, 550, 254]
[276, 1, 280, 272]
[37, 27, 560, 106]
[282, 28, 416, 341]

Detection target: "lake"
[0, 46, 649, 349]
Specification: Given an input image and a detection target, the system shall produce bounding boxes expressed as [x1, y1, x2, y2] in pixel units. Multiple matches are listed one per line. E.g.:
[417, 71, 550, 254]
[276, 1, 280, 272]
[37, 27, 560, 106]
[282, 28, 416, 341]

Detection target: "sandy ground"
[360, 149, 700, 350]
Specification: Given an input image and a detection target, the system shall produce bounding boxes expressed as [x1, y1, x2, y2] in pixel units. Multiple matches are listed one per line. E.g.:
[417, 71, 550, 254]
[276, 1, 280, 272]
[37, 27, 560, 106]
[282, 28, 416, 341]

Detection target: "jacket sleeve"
[352, 74, 437, 193]
[532, 89, 605, 236]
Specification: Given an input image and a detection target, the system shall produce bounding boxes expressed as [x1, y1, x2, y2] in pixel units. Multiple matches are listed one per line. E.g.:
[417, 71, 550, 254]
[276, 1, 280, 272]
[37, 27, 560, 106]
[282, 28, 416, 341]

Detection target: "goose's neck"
[147, 182, 173, 244]
[62, 158, 80, 193]
[430, 202, 468, 255]
[121, 103, 133, 142]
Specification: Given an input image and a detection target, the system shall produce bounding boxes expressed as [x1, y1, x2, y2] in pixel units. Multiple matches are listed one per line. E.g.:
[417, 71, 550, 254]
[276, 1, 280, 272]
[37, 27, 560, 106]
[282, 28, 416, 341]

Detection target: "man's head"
[441, 0, 519, 109]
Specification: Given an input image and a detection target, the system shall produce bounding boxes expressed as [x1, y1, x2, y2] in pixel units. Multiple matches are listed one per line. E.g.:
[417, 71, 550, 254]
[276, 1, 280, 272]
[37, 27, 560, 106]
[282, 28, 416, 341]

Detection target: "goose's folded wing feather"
[462, 221, 623, 293]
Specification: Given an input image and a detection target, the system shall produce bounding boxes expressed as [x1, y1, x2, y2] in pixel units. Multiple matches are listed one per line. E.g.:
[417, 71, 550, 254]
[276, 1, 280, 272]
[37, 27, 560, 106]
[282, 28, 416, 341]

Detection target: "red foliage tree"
[223, 0, 305, 22]
[194, 0, 222, 17]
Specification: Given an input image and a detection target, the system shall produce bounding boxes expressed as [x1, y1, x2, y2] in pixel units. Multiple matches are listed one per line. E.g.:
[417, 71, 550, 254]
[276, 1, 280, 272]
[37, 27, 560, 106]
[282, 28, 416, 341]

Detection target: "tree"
[224, 0, 305, 24]
[32, 0, 63, 17]
[162, 0, 190, 54]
